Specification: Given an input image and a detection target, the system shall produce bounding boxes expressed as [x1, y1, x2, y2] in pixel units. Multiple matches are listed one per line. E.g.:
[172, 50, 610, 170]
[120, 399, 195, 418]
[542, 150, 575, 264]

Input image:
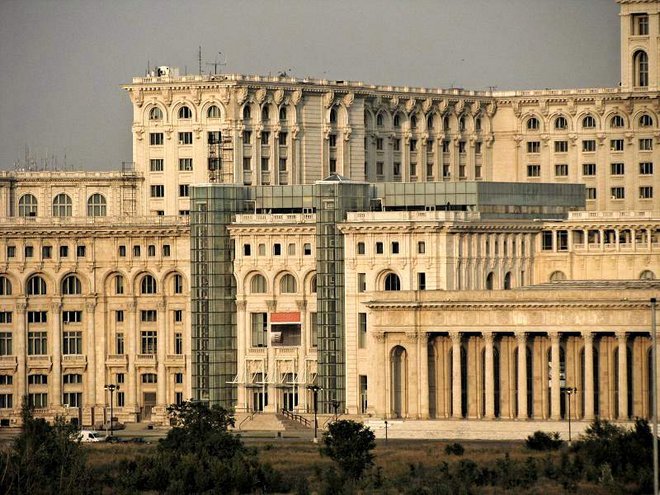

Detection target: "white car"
[74, 430, 102, 443]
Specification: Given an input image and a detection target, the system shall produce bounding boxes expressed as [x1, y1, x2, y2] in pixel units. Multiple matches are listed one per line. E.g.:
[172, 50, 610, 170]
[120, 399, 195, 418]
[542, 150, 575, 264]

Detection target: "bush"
[321, 420, 376, 481]
[525, 430, 564, 451]
[444, 442, 465, 456]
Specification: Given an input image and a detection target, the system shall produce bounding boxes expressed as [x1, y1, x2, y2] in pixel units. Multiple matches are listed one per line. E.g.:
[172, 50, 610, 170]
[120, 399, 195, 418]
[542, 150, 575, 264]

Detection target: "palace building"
[0, 0, 657, 426]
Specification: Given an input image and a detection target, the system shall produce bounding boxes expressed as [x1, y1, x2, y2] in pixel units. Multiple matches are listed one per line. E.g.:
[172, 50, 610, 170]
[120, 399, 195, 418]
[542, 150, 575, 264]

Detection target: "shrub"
[321, 420, 376, 480]
[525, 430, 564, 451]
[444, 442, 465, 456]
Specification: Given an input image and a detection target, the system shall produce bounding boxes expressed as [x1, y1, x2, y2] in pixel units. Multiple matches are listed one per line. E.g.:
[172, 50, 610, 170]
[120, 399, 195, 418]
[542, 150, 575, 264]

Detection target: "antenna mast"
[198, 46, 202, 74]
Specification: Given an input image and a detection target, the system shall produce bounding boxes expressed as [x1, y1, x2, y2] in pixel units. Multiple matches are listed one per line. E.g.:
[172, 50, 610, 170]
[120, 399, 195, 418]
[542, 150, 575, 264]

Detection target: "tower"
[619, 0, 660, 91]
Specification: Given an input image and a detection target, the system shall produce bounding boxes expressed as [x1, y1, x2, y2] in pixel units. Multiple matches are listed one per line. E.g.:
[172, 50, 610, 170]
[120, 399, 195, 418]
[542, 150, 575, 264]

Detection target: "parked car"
[73, 430, 102, 443]
[94, 420, 126, 431]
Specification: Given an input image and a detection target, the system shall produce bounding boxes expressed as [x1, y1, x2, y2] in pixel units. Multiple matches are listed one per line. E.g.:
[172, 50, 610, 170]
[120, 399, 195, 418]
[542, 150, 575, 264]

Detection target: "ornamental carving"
[342, 92, 354, 108]
[539, 99, 549, 116]
[486, 100, 497, 117]
[422, 97, 433, 114]
[512, 100, 521, 118]
[130, 88, 144, 108]
[192, 87, 202, 106]
[235, 87, 248, 105]
[291, 88, 302, 106]
[273, 88, 284, 105]
[405, 98, 416, 113]
[596, 133, 606, 145]
[162, 87, 173, 106]
[454, 99, 465, 115]
[438, 98, 449, 115]
[623, 99, 634, 114]
[513, 134, 523, 147]
[373, 332, 386, 343]
[291, 125, 300, 140]
[567, 99, 577, 116]
[343, 126, 352, 141]
[164, 126, 174, 140]
[255, 88, 266, 104]
[133, 125, 145, 141]
[50, 302, 62, 313]
[405, 332, 419, 343]
[16, 302, 27, 313]
[193, 126, 203, 139]
[471, 100, 481, 116]
[389, 95, 399, 111]
[323, 91, 335, 109]
[595, 98, 605, 115]
[218, 87, 230, 104]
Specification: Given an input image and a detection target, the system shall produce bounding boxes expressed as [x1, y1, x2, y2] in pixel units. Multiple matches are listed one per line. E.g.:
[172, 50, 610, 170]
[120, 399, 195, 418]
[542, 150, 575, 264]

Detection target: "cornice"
[365, 300, 652, 311]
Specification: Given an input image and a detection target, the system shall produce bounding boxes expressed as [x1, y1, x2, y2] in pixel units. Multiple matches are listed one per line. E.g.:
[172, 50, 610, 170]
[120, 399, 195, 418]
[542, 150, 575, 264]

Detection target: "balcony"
[27, 355, 52, 370]
[0, 355, 17, 370]
[62, 354, 87, 368]
[275, 347, 299, 357]
[165, 354, 186, 367]
[106, 354, 128, 366]
[135, 354, 157, 366]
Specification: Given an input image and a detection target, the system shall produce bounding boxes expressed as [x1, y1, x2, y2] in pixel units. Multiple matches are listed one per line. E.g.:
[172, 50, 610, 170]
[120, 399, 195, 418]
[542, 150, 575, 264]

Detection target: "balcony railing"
[0, 355, 17, 369]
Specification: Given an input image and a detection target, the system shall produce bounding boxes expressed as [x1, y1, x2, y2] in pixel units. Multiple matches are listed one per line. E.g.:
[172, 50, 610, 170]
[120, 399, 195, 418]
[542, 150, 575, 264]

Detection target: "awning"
[270, 312, 301, 324]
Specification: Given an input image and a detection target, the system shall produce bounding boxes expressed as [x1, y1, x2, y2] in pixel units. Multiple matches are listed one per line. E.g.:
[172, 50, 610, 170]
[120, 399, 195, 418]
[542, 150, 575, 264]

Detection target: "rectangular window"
[475, 142, 482, 155]
[178, 184, 190, 197]
[243, 244, 251, 256]
[279, 132, 287, 145]
[178, 158, 193, 171]
[261, 132, 270, 145]
[417, 272, 427, 290]
[555, 164, 569, 177]
[147, 245, 156, 257]
[357, 242, 366, 255]
[42, 246, 52, 259]
[208, 131, 221, 144]
[24, 246, 33, 258]
[554, 141, 568, 153]
[174, 333, 183, 354]
[116, 310, 124, 323]
[0, 375, 12, 385]
[418, 241, 426, 254]
[410, 139, 418, 152]
[586, 187, 597, 200]
[62, 311, 82, 324]
[251, 313, 267, 347]
[279, 158, 287, 172]
[557, 230, 568, 251]
[261, 157, 269, 171]
[393, 162, 401, 177]
[410, 162, 417, 177]
[526, 141, 540, 153]
[304, 243, 312, 255]
[376, 161, 384, 176]
[118, 245, 126, 257]
[393, 138, 401, 151]
[391, 241, 400, 254]
[174, 310, 183, 323]
[133, 245, 141, 257]
[150, 133, 164, 145]
[27, 331, 47, 355]
[6, 246, 15, 258]
[633, 13, 649, 35]
[141, 310, 157, 322]
[358, 273, 366, 293]
[242, 157, 252, 171]
[243, 131, 252, 144]
[458, 141, 466, 153]
[178, 132, 193, 145]
[62, 331, 82, 355]
[163, 244, 171, 257]
[0, 394, 13, 409]
[375, 242, 384, 254]
[287, 243, 295, 255]
[611, 162, 625, 175]
[0, 333, 12, 356]
[273, 243, 281, 256]
[0, 312, 11, 324]
[175, 372, 184, 384]
[640, 186, 653, 199]
[60, 245, 69, 258]
[27, 312, 47, 324]
[329, 158, 337, 174]
[640, 138, 653, 151]
[258, 244, 266, 256]
[76, 245, 86, 257]
[63, 392, 82, 408]
[116, 392, 125, 407]
[28, 374, 47, 385]
[542, 231, 553, 250]
[610, 139, 624, 152]
[358, 312, 367, 349]
[116, 373, 125, 384]
[640, 162, 654, 175]
[329, 134, 337, 148]
[582, 163, 597, 176]
[28, 393, 47, 408]
[310, 312, 318, 348]
[140, 331, 158, 354]
[582, 140, 596, 152]
[527, 164, 541, 177]
[63, 374, 82, 384]
[376, 138, 383, 150]
[150, 159, 164, 172]
[611, 187, 625, 199]
[115, 333, 124, 354]
[150, 185, 165, 198]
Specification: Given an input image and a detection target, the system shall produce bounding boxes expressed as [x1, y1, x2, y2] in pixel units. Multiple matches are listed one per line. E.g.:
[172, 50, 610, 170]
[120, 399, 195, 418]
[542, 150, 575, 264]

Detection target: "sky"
[0, 0, 620, 171]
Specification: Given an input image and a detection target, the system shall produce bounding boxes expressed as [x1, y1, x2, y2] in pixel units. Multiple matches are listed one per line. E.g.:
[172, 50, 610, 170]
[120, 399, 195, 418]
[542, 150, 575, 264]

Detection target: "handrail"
[281, 408, 310, 427]
[323, 413, 344, 429]
[237, 410, 258, 430]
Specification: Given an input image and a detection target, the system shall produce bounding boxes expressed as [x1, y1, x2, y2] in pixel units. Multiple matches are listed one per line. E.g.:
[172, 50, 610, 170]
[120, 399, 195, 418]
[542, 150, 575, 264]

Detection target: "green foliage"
[525, 430, 564, 451]
[321, 420, 376, 480]
[444, 442, 465, 456]
[0, 400, 95, 495]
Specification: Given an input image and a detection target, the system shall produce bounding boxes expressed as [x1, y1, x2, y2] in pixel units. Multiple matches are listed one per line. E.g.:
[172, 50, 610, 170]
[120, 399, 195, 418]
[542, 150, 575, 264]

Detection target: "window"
[207, 105, 221, 118]
[640, 162, 654, 175]
[640, 114, 654, 127]
[258, 244, 266, 256]
[76, 245, 86, 257]
[178, 106, 192, 119]
[178, 184, 190, 197]
[87, 193, 107, 217]
[0, 333, 12, 355]
[273, 243, 281, 256]
[261, 157, 270, 171]
[27, 311, 47, 323]
[586, 187, 597, 200]
[279, 107, 287, 121]
[28, 393, 47, 408]
[0, 375, 12, 385]
[442, 140, 450, 153]
[24, 246, 33, 258]
[141, 310, 157, 322]
[391, 241, 400, 254]
[140, 331, 158, 355]
[175, 372, 184, 384]
[279, 158, 287, 172]
[118, 245, 126, 257]
[6, 246, 15, 258]
[178, 158, 193, 171]
[115, 333, 124, 354]
[526, 141, 540, 153]
[304, 243, 312, 256]
[62, 392, 82, 408]
[417, 272, 427, 290]
[375, 242, 384, 254]
[640, 138, 653, 150]
[582, 140, 596, 152]
[0, 277, 10, 296]
[174, 310, 183, 323]
[376, 113, 384, 127]
[59, 245, 68, 257]
[526, 117, 539, 130]
[583, 163, 597, 176]
[116, 310, 124, 323]
[410, 139, 418, 152]
[358, 313, 367, 349]
[418, 241, 426, 254]
[542, 231, 553, 250]
[250, 274, 267, 294]
[375, 137, 383, 151]
[527, 164, 541, 177]
[555, 116, 568, 130]
[611, 115, 625, 128]
[640, 186, 653, 199]
[174, 333, 183, 354]
[310, 312, 318, 347]
[149, 107, 163, 120]
[634, 50, 649, 87]
[208, 131, 221, 145]
[261, 132, 270, 145]
[457, 141, 465, 153]
[287, 243, 295, 256]
[150, 185, 165, 198]
[329, 107, 338, 123]
[117, 392, 125, 407]
[611, 163, 625, 175]
[243, 131, 251, 144]
[280, 274, 297, 294]
[475, 142, 482, 155]
[376, 162, 384, 176]
[27, 331, 47, 355]
[278, 132, 287, 146]
[144, 245, 154, 257]
[251, 313, 267, 347]
[384, 273, 401, 291]
[63, 374, 82, 384]
[163, 245, 171, 257]
[52, 193, 72, 217]
[582, 115, 596, 128]
[173, 274, 184, 294]
[0, 312, 10, 324]
[150, 159, 164, 172]
[243, 105, 251, 120]
[358, 273, 366, 292]
[150, 133, 164, 145]
[611, 139, 624, 152]
[633, 13, 649, 35]
[141, 274, 157, 294]
[641, 270, 656, 280]
[554, 141, 568, 153]
[611, 187, 625, 199]
[178, 132, 193, 145]
[393, 139, 401, 151]
[261, 106, 270, 121]
[26, 275, 47, 296]
[555, 164, 568, 177]
[357, 242, 365, 255]
[133, 245, 141, 257]
[18, 194, 37, 217]
[62, 311, 82, 324]
[243, 244, 251, 256]
[141, 373, 158, 384]
[42, 246, 52, 259]
[62, 331, 82, 354]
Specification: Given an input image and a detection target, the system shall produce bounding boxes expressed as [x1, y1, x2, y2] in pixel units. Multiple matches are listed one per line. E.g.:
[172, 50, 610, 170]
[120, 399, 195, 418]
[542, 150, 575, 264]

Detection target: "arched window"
[384, 273, 401, 291]
[0, 276, 12, 296]
[475, 117, 481, 131]
[427, 115, 434, 130]
[377, 113, 384, 127]
[178, 106, 192, 119]
[550, 271, 567, 282]
[582, 115, 596, 129]
[503, 272, 512, 290]
[261, 106, 270, 121]
[140, 274, 157, 295]
[87, 193, 107, 217]
[310, 275, 317, 293]
[207, 105, 221, 118]
[62, 274, 82, 295]
[149, 107, 163, 120]
[555, 116, 568, 130]
[329, 107, 337, 124]
[280, 274, 297, 294]
[640, 114, 654, 127]
[243, 105, 251, 120]
[485, 272, 494, 290]
[279, 107, 287, 121]
[634, 50, 649, 88]
[26, 275, 47, 296]
[640, 270, 656, 280]
[114, 274, 124, 295]
[459, 115, 466, 132]
[411, 115, 417, 129]
[250, 274, 267, 294]
[611, 115, 625, 128]
[18, 194, 38, 217]
[393, 114, 401, 128]
[173, 274, 184, 294]
[527, 117, 540, 130]
[443, 115, 450, 131]
[52, 193, 72, 217]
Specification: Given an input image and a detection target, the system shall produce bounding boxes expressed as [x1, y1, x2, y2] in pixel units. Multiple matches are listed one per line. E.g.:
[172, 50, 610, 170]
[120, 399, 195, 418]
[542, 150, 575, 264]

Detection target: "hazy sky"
[0, 0, 620, 171]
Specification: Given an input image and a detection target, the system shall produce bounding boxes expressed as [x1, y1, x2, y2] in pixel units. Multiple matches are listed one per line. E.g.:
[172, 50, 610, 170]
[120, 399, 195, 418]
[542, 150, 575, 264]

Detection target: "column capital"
[296, 299, 307, 311]
[616, 331, 627, 342]
[515, 332, 527, 344]
[373, 332, 386, 343]
[50, 302, 62, 314]
[581, 332, 594, 344]
[449, 332, 462, 345]
[157, 300, 167, 311]
[482, 331, 494, 345]
[236, 299, 247, 311]
[85, 301, 97, 312]
[16, 302, 27, 313]
[549, 332, 560, 344]
[265, 299, 276, 312]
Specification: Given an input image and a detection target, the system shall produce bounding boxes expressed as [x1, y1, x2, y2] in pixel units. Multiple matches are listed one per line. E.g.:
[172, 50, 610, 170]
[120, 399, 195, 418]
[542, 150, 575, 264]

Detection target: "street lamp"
[651, 297, 658, 495]
[330, 399, 340, 422]
[562, 386, 577, 445]
[104, 384, 119, 437]
[384, 420, 388, 442]
[306, 384, 321, 443]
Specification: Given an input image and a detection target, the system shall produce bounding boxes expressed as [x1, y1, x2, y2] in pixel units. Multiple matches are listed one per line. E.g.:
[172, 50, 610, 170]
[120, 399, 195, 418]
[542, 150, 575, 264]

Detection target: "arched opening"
[634, 50, 649, 88]
[280, 273, 297, 294]
[52, 193, 72, 217]
[140, 274, 157, 295]
[384, 273, 401, 291]
[18, 194, 38, 218]
[641, 270, 656, 280]
[207, 105, 221, 119]
[503, 272, 512, 290]
[62, 274, 82, 295]
[485, 272, 494, 290]
[390, 346, 407, 418]
[250, 274, 267, 294]
[550, 271, 566, 282]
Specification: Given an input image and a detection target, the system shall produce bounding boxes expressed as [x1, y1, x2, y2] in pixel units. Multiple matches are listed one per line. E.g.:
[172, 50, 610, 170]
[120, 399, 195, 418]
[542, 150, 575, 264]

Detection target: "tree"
[321, 420, 376, 480]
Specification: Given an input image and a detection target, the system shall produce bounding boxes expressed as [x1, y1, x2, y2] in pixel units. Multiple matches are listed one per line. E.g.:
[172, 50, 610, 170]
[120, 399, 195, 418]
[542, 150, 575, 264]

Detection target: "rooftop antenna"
[206, 51, 227, 75]
[198, 46, 202, 74]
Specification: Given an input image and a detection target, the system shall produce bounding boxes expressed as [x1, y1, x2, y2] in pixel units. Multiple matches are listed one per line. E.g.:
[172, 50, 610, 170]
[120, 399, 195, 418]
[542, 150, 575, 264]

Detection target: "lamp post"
[562, 386, 577, 445]
[330, 399, 340, 422]
[307, 384, 321, 443]
[651, 297, 658, 495]
[104, 384, 119, 437]
[384, 420, 388, 442]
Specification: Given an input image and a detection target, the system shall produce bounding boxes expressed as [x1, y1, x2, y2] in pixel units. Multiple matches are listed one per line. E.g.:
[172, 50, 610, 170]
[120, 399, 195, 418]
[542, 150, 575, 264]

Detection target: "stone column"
[86, 301, 97, 407]
[236, 300, 248, 412]
[517, 333, 528, 419]
[156, 300, 167, 408]
[550, 332, 561, 420]
[617, 332, 628, 419]
[296, 300, 307, 414]
[16, 302, 27, 402]
[418, 333, 429, 419]
[127, 300, 138, 412]
[50, 302, 62, 409]
[583, 333, 595, 420]
[450, 332, 462, 419]
[483, 332, 495, 419]
[264, 300, 276, 412]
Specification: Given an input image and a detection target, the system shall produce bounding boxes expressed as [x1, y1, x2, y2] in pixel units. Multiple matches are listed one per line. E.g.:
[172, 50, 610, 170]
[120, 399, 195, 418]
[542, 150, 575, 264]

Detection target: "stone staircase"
[276, 413, 312, 432]
[234, 412, 285, 432]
